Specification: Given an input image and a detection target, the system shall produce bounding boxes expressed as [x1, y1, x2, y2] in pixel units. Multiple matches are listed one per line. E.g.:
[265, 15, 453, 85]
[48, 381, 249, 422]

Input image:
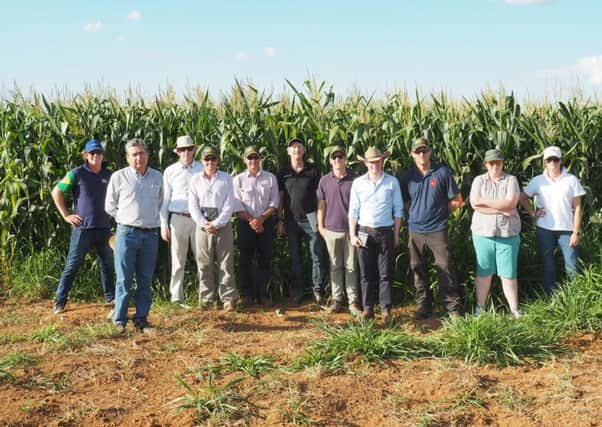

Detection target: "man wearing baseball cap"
[520, 145, 586, 295]
[188, 146, 239, 311]
[399, 137, 464, 320]
[52, 138, 114, 315]
[159, 135, 203, 307]
[233, 145, 279, 307]
[277, 137, 327, 306]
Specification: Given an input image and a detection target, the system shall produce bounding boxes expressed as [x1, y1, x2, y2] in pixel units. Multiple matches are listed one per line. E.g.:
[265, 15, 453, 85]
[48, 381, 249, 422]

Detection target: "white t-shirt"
[523, 168, 586, 231]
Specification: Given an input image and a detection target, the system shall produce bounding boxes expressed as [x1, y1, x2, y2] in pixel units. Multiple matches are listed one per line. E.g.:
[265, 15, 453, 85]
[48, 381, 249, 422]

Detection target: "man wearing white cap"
[520, 146, 586, 295]
[160, 135, 203, 306]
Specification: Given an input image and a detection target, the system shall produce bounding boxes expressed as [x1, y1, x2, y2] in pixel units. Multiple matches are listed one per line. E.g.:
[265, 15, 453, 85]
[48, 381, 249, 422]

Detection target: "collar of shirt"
[245, 169, 263, 178]
[483, 172, 508, 183]
[178, 160, 198, 170]
[359, 172, 385, 187]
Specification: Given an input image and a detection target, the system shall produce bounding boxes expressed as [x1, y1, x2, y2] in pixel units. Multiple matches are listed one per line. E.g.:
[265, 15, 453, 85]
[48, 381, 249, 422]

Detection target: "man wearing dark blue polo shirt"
[52, 139, 114, 314]
[399, 137, 464, 319]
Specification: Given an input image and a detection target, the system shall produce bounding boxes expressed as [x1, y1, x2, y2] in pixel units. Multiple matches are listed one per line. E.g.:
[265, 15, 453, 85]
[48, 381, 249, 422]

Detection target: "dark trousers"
[55, 227, 115, 305]
[356, 226, 393, 310]
[408, 230, 462, 313]
[237, 217, 275, 301]
[285, 218, 327, 297]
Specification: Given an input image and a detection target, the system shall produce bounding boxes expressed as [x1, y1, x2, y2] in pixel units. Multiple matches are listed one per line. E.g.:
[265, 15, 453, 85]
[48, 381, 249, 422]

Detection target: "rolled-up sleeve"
[268, 175, 280, 209]
[391, 179, 404, 219]
[105, 174, 119, 218]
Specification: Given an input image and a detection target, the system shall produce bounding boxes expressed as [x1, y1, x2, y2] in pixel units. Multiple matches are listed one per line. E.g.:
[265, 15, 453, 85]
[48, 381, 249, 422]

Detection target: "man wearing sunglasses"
[52, 138, 114, 315]
[399, 137, 464, 320]
[520, 146, 586, 295]
[188, 146, 238, 311]
[159, 135, 203, 307]
[277, 137, 327, 306]
[233, 146, 279, 307]
[317, 144, 361, 316]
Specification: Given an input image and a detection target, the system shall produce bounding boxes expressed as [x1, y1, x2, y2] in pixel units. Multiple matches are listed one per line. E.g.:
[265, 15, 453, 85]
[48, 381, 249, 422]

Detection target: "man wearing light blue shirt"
[349, 147, 403, 323]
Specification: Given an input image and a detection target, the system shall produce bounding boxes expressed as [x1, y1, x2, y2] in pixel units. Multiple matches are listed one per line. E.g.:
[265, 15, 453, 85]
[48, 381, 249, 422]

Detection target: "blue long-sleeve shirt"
[348, 172, 403, 227]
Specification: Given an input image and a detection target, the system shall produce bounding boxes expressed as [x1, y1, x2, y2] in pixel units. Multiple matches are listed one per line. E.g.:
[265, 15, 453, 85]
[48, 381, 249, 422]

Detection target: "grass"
[218, 352, 274, 378]
[295, 320, 436, 371]
[0, 351, 40, 382]
[437, 310, 561, 366]
[172, 372, 255, 424]
[280, 386, 316, 426]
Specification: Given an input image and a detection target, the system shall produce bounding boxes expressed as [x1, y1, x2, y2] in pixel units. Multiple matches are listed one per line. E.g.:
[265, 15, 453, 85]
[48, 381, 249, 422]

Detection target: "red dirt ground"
[1, 300, 601, 426]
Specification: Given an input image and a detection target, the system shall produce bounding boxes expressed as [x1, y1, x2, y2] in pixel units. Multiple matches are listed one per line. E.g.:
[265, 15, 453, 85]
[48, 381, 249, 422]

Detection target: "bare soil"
[1, 300, 601, 426]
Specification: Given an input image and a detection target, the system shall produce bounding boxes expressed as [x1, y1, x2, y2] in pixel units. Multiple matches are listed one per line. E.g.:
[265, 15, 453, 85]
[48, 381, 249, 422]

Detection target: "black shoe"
[413, 307, 432, 320]
[133, 319, 154, 334]
[291, 293, 304, 306]
[326, 300, 345, 314]
[362, 307, 375, 320]
[53, 302, 66, 314]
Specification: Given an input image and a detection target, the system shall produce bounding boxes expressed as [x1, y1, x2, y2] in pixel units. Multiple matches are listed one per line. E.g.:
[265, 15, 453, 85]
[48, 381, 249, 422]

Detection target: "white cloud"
[263, 47, 276, 57]
[503, 0, 548, 4]
[575, 56, 602, 85]
[83, 20, 103, 33]
[117, 35, 126, 42]
[235, 51, 250, 61]
[128, 10, 143, 22]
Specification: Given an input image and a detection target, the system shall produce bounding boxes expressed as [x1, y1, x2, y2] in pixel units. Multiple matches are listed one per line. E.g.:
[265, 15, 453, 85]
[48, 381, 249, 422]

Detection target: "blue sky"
[1, 0, 601, 100]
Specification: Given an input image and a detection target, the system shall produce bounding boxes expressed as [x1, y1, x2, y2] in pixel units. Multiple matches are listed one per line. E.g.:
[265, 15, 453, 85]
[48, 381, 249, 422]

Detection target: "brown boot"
[326, 300, 345, 314]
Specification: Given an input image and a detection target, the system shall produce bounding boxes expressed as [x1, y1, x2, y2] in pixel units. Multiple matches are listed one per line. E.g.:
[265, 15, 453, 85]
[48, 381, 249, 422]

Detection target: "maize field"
[2, 80, 602, 301]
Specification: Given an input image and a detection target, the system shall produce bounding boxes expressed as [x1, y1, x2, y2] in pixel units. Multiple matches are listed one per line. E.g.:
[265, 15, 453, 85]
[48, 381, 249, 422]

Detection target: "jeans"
[113, 225, 159, 325]
[55, 227, 115, 305]
[238, 217, 275, 301]
[408, 230, 462, 313]
[535, 227, 579, 295]
[356, 226, 393, 310]
[285, 218, 327, 297]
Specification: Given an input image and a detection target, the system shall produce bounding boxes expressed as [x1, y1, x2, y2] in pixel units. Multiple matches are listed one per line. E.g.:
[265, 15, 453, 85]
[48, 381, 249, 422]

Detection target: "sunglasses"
[330, 153, 345, 160]
[413, 149, 429, 155]
[247, 155, 260, 161]
[203, 156, 217, 162]
[177, 146, 195, 152]
[545, 157, 560, 163]
[88, 150, 104, 156]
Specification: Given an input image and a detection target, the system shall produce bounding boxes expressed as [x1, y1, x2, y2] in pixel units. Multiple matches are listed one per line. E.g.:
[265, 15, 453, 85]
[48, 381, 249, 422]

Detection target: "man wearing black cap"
[277, 137, 327, 306]
[399, 137, 464, 319]
[233, 146, 279, 306]
[52, 138, 114, 314]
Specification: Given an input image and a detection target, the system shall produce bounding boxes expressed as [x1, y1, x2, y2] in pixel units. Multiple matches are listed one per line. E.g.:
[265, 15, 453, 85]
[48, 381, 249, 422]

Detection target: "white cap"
[543, 146, 562, 160]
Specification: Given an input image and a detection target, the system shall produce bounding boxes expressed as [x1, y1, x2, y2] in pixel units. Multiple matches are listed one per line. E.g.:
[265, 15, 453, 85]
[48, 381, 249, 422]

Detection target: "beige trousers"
[169, 214, 197, 303]
[324, 229, 360, 304]
[195, 222, 238, 304]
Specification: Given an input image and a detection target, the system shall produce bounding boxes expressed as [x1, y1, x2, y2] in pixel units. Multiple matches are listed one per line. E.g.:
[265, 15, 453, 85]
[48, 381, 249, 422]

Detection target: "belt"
[170, 211, 191, 218]
[119, 224, 159, 232]
[359, 225, 392, 232]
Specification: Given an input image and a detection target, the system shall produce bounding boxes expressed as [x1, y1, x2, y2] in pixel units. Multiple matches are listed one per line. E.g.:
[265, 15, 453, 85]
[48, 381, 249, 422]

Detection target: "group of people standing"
[51, 135, 585, 332]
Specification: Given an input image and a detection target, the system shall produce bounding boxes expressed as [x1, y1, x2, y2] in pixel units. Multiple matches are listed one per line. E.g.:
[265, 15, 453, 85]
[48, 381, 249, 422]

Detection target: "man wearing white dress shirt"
[188, 146, 238, 310]
[160, 135, 203, 306]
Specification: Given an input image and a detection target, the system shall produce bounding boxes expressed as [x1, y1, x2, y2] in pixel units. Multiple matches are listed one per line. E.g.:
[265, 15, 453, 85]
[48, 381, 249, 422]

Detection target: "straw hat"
[357, 146, 390, 162]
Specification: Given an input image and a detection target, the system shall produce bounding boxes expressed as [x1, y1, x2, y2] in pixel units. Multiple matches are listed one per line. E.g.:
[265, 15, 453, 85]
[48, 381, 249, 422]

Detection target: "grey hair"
[125, 138, 147, 153]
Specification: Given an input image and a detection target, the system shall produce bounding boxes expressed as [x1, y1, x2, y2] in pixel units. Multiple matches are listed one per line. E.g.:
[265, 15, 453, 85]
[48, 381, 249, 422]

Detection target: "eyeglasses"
[413, 149, 429, 155]
[330, 153, 345, 160]
[177, 146, 195, 152]
[545, 157, 560, 163]
[247, 155, 260, 161]
[88, 150, 104, 156]
[203, 156, 217, 162]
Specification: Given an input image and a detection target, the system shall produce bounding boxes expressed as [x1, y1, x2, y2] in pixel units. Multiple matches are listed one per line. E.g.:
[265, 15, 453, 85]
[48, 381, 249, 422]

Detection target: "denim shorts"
[472, 234, 520, 279]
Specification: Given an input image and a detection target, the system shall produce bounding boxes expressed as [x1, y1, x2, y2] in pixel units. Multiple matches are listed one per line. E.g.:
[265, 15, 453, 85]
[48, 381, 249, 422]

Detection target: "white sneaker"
[511, 309, 522, 319]
[474, 305, 484, 316]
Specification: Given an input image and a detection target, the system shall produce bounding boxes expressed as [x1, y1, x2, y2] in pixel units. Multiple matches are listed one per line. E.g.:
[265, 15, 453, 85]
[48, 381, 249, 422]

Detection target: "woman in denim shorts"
[469, 149, 522, 318]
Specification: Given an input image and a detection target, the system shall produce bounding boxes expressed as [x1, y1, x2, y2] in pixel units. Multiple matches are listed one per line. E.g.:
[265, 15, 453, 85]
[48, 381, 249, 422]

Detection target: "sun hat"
[543, 146, 562, 160]
[357, 146, 390, 162]
[173, 135, 196, 153]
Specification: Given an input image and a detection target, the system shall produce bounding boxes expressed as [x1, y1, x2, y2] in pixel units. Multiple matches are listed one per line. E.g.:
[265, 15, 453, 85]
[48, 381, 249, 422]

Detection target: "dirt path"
[1, 301, 601, 426]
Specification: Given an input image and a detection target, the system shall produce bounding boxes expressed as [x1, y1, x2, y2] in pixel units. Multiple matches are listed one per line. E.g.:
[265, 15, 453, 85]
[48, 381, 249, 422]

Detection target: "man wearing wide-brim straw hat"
[159, 135, 203, 308]
[348, 146, 403, 324]
[399, 137, 464, 320]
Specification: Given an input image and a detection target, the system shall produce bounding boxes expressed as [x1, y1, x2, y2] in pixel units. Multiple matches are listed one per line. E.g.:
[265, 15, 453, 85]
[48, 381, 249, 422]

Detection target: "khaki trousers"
[324, 229, 360, 304]
[168, 213, 197, 302]
[195, 222, 238, 304]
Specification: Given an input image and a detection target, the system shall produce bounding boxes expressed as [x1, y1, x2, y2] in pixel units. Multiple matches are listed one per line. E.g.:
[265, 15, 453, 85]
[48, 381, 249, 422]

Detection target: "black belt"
[170, 211, 191, 218]
[359, 225, 392, 232]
